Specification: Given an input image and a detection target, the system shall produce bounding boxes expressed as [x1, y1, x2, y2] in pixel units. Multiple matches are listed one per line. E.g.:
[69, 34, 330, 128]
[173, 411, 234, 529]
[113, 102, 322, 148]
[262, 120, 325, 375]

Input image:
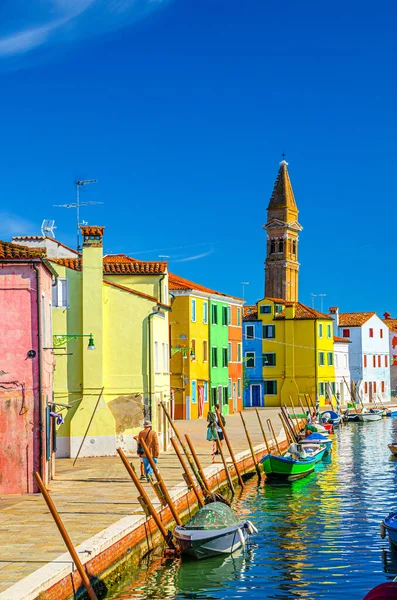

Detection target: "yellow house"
[48, 226, 171, 457]
[257, 298, 336, 406]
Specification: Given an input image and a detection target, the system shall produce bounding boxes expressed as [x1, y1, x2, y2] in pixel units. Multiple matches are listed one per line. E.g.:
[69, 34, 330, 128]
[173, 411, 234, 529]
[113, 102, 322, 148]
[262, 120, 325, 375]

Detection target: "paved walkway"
[0, 408, 282, 594]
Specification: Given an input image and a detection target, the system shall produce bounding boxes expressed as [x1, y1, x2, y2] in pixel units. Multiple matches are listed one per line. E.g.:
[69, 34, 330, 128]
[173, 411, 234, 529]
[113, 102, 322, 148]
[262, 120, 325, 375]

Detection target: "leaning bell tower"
[263, 160, 302, 302]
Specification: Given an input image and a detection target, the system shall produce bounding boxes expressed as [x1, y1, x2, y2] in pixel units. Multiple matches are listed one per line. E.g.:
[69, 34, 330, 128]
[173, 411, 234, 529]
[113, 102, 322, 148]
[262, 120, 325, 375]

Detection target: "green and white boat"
[261, 443, 326, 482]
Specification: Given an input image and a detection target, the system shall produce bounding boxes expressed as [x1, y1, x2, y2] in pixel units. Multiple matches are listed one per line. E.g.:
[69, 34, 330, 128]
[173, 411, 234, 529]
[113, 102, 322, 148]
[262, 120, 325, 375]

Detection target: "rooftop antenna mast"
[54, 179, 101, 251]
[318, 293, 327, 313]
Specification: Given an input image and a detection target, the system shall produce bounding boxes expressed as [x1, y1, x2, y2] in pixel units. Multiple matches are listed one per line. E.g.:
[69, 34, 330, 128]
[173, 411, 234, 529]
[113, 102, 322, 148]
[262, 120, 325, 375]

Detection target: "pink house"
[0, 241, 55, 494]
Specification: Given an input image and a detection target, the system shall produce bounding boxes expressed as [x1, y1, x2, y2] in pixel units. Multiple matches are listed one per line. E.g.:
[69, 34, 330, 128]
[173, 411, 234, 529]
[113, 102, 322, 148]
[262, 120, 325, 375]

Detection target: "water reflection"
[109, 419, 397, 600]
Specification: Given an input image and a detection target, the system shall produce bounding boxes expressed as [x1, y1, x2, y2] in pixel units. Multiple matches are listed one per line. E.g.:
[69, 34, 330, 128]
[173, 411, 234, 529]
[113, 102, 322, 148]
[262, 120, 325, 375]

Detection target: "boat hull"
[320, 410, 341, 426]
[386, 411, 397, 418]
[383, 512, 397, 548]
[388, 444, 397, 456]
[261, 448, 325, 482]
[174, 524, 250, 559]
[358, 413, 382, 422]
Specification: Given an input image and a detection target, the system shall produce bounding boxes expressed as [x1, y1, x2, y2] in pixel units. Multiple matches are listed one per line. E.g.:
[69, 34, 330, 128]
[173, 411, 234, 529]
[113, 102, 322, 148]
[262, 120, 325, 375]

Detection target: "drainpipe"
[147, 310, 157, 422]
[158, 274, 166, 304]
[32, 262, 44, 480]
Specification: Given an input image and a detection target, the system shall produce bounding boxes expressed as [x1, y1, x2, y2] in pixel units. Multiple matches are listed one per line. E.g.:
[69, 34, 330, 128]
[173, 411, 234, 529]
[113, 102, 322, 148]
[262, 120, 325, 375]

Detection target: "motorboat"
[358, 410, 382, 422]
[301, 432, 332, 453]
[380, 512, 397, 548]
[173, 502, 257, 560]
[321, 410, 341, 427]
[386, 410, 397, 418]
[343, 409, 360, 422]
[261, 443, 326, 482]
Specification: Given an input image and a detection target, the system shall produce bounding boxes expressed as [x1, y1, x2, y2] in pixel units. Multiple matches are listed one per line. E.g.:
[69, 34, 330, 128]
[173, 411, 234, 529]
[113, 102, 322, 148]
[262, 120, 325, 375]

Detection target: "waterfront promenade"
[0, 408, 281, 597]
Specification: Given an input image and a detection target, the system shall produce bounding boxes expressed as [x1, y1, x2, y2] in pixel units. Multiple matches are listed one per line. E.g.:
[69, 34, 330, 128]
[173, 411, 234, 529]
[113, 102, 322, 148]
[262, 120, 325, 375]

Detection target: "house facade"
[242, 306, 264, 407]
[383, 312, 397, 395]
[0, 241, 55, 494]
[169, 273, 244, 419]
[14, 227, 172, 457]
[333, 336, 351, 406]
[334, 309, 391, 403]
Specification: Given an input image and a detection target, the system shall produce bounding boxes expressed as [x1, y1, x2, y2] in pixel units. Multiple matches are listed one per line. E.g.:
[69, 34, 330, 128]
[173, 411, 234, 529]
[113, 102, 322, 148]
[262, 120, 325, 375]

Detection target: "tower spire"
[263, 160, 302, 302]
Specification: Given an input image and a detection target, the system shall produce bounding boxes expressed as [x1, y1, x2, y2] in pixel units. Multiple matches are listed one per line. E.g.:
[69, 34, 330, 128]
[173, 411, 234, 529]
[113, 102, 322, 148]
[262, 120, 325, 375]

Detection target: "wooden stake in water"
[184, 434, 211, 494]
[255, 409, 271, 454]
[215, 408, 245, 488]
[279, 413, 294, 445]
[267, 419, 282, 456]
[33, 472, 99, 600]
[240, 412, 261, 478]
[216, 433, 235, 495]
[170, 437, 204, 508]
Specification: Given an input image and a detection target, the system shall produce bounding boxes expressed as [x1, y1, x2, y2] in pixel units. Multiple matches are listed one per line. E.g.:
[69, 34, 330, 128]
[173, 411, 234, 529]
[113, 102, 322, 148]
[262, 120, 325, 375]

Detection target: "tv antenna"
[241, 282, 250, 300]
[310, 293, 318, 308]
[54, 179, 101, 251]
[318, 293, 327, 313]
[41, 219, 57, 238]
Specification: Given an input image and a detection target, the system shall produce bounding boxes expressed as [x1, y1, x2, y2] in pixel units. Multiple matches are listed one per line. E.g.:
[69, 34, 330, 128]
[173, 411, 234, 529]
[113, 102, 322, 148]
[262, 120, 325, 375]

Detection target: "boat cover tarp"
[184, 502, 239, 530]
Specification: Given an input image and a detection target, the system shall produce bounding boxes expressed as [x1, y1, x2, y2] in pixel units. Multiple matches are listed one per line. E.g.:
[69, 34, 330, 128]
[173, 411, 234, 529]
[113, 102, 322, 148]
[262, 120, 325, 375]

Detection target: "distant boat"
[174, 502, 257, 560]
[321, 410, 341, 426]
[343, 409, 360, 422]
[261, 444, 326, 482]
[380, 512, 397, 548]
[358, 411, 382, 422]
[388, 444, 397, 456]
[386, 410, 397, 418]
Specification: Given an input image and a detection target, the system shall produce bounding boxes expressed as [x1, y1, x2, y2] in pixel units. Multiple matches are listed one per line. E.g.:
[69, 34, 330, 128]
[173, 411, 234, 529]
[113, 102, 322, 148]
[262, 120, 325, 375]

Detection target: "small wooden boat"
[358, 410, 382, 422]
[302, 432, 333, 453]
[386, 410, 397, 418]
[388, 444, 397, 456]
[343, 409, 360, 422]
[321, 410, 341, 427]
[380, 512, 397, 547]
[261, 443, 326, 482]
[174, 502, 257, 560]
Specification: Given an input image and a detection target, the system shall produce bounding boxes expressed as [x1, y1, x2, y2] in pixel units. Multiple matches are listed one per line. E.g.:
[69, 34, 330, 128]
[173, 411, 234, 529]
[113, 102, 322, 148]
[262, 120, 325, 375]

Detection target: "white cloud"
[0, 22, 61, 56]
[172, 250, 214, 263]
[0, 213, 37, 238]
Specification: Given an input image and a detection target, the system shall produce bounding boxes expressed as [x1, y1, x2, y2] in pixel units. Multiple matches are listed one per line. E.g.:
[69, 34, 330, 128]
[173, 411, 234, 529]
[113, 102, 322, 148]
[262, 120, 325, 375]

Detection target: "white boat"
[358, 411, 382, 422]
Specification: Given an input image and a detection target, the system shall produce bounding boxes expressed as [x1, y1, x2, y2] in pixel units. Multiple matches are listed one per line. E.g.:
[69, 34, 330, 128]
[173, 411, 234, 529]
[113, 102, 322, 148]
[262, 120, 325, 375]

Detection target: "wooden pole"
[73, 387, 104, 466]
[289, 396, 299, 434]
[216, 434, 235, 495]
[240, 413, 261, 478]
[117, 448, 176, 549]
[304, 393, 314, 417]
[160, 401, 207, 492]
[184, 434, 211, 494]
[215, 409, 245, 488]
[298, 397, 309, 424]
[267, 419, 282, 456]
[33, 472, 99, 600]
[279, 413, 294, 445]
[139, 436, 182, 526]
[170, 437, 204, 507]
[255, 409, 271, 454]
[281, 405, 298, 442]
[308, 394, 317, 416]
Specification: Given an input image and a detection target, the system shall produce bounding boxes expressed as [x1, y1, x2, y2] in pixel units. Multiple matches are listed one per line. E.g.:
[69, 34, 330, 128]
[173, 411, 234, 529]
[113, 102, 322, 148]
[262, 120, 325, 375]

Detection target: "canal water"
[108, 418, 397, 600]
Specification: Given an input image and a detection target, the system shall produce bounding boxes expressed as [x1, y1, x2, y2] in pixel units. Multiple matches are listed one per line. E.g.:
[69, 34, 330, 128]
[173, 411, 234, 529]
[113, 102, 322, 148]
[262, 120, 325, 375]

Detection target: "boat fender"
[380, 521, 386, 539]
[244, 520, 258, 534]
[237, 527, 246, 547]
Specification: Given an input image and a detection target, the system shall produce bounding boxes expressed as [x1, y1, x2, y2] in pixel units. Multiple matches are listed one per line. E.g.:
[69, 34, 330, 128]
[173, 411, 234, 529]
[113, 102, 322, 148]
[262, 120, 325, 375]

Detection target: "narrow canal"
[109, 418, 397, 599]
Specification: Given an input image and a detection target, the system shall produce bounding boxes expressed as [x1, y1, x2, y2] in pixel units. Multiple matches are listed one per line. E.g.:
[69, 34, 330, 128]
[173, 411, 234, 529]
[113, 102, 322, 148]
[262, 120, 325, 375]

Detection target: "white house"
[333, 335, 351, 406]
[330, 308, 391, 403]
[383, 312, 397, 396]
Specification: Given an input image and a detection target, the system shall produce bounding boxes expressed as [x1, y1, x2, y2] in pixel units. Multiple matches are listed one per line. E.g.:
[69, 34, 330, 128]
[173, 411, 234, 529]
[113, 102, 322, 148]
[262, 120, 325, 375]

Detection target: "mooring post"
[281, 406, 298, 442]
[33, 472, 99, 600]
[170, 437, 205, 508]
[304, 393, 314, 417]
[240, 412, 261, 478]
[139, 436, 182, 526]
[267, 419, 282, 456]
[215, 408, 245, 488]
[279, 413, 294, 445]
[255, 409, 271, 454]
[117, 448, 176, 550]
[216, 433, 235, 495]
[289, 395, 300, 435]
[184, 434, 211, 493]
[299, 396, 309, 424]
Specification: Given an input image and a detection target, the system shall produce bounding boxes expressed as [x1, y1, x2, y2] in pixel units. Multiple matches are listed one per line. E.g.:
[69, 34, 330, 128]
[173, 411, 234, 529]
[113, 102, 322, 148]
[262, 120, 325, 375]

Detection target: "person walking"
[207, 403, 225, 455]
[138, 420, 159, 482]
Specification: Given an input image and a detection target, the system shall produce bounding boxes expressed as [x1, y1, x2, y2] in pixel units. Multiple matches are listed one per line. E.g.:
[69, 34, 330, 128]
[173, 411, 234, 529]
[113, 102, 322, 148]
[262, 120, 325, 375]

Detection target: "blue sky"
[0, 0, 395, 315]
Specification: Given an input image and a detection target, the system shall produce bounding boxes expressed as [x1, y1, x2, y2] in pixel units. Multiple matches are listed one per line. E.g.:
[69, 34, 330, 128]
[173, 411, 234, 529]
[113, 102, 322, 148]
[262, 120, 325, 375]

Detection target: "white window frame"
[319, 323, 323, 338]
[191, 299, 196, 322]
[245, 351, 255, 368]
[237, 378, 241, 397]
[246, 324, 255, 340]
[228, 342, 232, 362]
[237, 343, 242, 362]
[327, 324, 332, 338]
[203, 302, 208, 324]
[52, 277, 69, 308]
[154, 341, 159, 372]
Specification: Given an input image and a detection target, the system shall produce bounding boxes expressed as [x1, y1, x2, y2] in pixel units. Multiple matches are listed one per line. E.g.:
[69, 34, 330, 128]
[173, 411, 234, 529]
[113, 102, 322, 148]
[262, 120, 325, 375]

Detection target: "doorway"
[251, 384, 262, 407]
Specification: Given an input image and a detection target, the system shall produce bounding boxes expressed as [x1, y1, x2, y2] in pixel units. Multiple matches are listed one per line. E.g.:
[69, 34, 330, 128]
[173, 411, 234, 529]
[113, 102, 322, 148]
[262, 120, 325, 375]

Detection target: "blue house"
[243, 306, 265, 407]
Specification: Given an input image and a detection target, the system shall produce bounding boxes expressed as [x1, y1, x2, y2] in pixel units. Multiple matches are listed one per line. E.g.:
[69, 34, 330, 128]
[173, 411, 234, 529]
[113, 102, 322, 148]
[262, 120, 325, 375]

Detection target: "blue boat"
[321, 410, 341, 426]
[302, 432, 333, 453]
[381, 512, 397, 547]
[386, 410, 397, 418]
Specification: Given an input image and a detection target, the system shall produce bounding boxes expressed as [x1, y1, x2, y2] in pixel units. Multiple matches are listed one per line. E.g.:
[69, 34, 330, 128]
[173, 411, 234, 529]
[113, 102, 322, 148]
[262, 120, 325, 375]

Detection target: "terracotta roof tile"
[50, 257, 81, 270]
[50, 255, 167, 274]
[274, 301, 332, 321]
[266, 297, 286, 303]
[80, 226, 105, 237]
[334, 336, 350, 343]
[338, 312, 376, 327]
[169, 273, 243, 301]
[383, 317, 397, 331]
[243, 305, 258, 320]
[0, 240, 45, 260]
[12, 237, 81, 256]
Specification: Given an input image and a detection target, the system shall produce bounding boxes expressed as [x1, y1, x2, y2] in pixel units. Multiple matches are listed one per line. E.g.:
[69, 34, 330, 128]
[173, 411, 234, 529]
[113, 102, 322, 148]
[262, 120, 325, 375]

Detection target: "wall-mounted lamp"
[53, 333, 96, 351]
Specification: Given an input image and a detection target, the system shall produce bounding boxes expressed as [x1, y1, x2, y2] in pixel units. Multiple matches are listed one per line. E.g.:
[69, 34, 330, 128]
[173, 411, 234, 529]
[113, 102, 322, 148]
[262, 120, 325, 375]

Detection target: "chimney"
[285, 301, 295, 319]
[329, 306, 339, 327]
[384, 312, 391, 320]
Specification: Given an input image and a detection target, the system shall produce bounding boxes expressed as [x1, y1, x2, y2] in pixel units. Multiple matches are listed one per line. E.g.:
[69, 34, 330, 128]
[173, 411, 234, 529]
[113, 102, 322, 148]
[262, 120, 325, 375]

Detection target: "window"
[237, 378, 241, 397]
[212, 304, 218, 325]
[203, 381, 208, 403]
[237, 343, 242, 362]
[203, 302, 208, 324]
[222, 306, 228, 326]
[245, 352, 255, 368]
[378, 355, 381, 368]
[270, 240, 275, 254]
[237, 308, 241, 326]
[278, 239, 284, 253]
[223, 387, 228, 405]
[211, 387, 217, 406]
[162, 342, 167, 370]
[344, 354, 348, 368]
[222, 347, 228, 368]
[191, 299, 196, 322]
[52, 278, 69, 308]
[369, 328, 374, 338]
[364, 382, 368, 394]
[318, 323, 323, 338]
[382, 381, 385, 393]
[264, 380, 277, 395]
[292, 240, 297, 255]
[373, 355, 376, 368]
[380, 329, 383, 339]
[246, 325, 254, 339]
[319, 382, 325, 396]
[328, 352, 333, 366]
[228, 342, 232, 362]
[274, 303, 283, 315]
[330, 381, 336, 394]
[327, 324, 332, 338]
[191, 339, 196, 360]
[211, 347, 218, 368]
[260, 305, 271, 314]
[335, 353, 339, 368]
[385, 355, 389, 367]
[263, 325, 275, 339]
[203, 340, 208, 362]
[191, 380, 197, 404]
[342, 329, 350, 338]
[364, 355, 367, 368]
[228, 306, 231, 325]
[318, 352, 325, 366]
[228, 378, 232, 399]
[263, 353, 276, 366]
[154, 341, 159, 372]
[373, 381, 377, 393]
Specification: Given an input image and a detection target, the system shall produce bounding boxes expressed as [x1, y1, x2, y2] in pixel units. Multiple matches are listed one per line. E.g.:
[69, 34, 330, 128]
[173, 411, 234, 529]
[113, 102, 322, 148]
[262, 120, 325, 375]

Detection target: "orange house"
[228, 304, 243, 413]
